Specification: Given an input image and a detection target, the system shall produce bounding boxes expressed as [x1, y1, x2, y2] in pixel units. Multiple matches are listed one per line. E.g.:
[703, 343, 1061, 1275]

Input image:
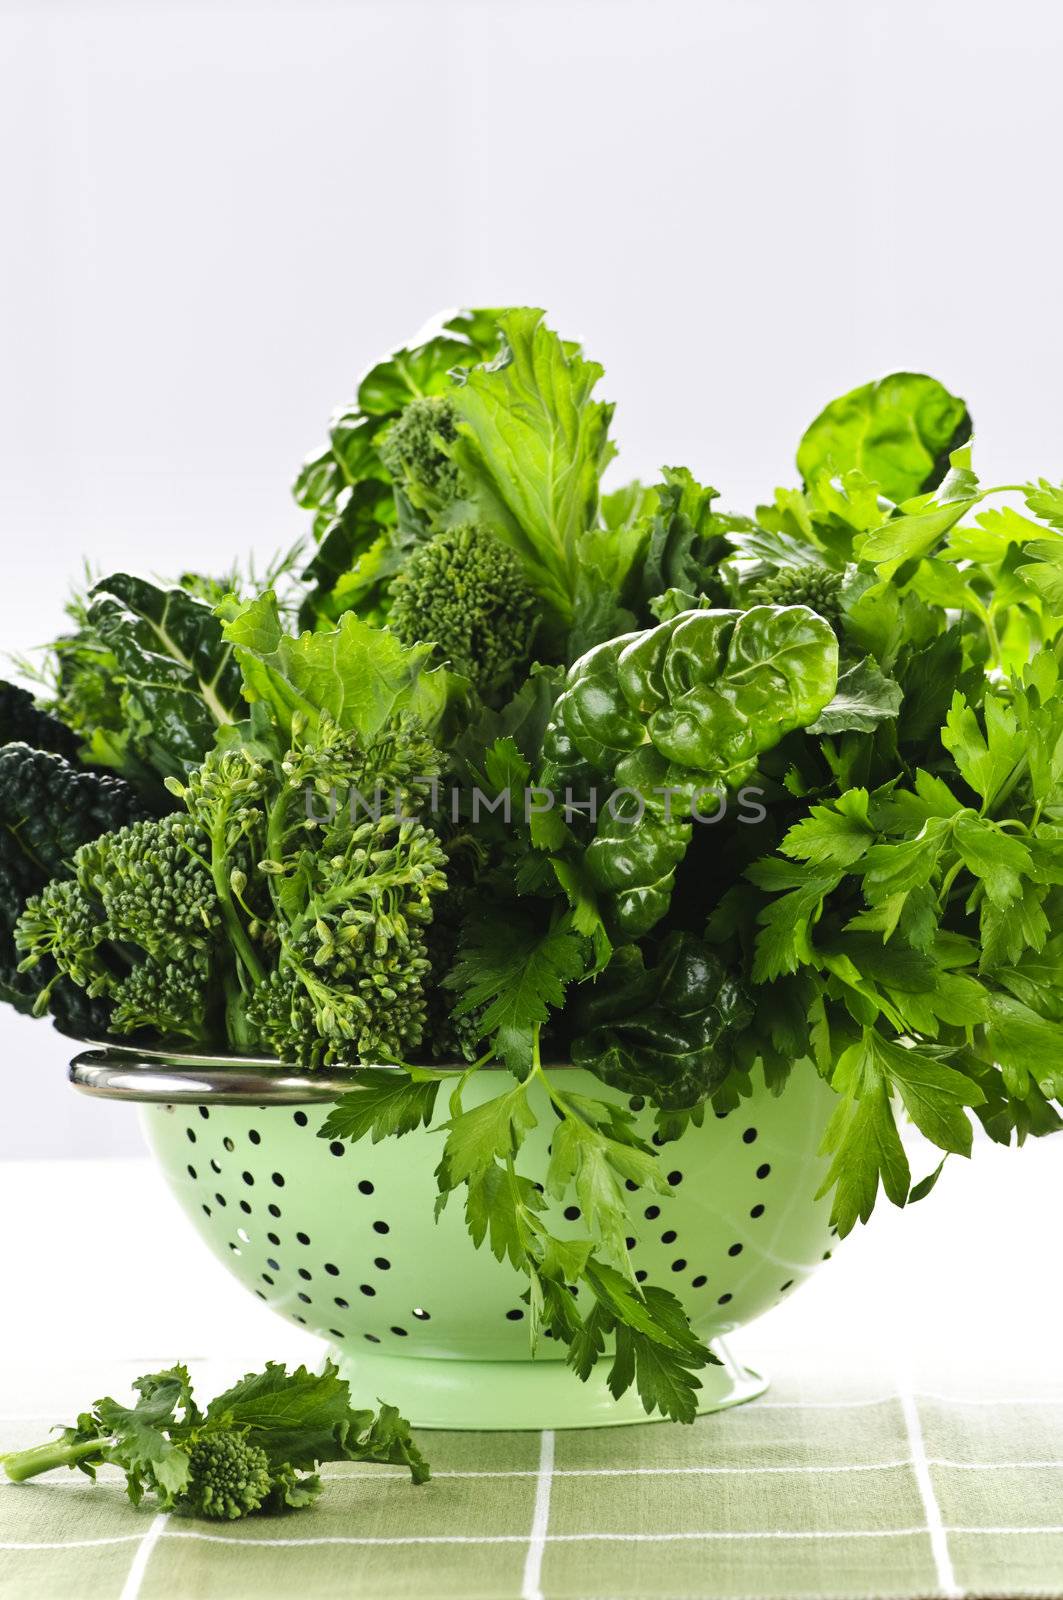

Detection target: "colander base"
[327, 1338, 766, 1430]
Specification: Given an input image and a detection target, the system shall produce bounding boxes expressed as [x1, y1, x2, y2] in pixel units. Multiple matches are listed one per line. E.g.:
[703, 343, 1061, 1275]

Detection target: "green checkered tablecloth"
[3, 1371, 1063, 1600]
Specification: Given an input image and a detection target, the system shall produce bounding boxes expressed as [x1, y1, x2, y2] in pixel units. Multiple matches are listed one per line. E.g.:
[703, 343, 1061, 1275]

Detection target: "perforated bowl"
[71, 1047, 839, 1429]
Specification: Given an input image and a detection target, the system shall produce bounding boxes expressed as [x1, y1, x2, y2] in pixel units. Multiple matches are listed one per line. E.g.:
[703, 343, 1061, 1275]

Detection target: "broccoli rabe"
[15, 812, 220, 1042]
[380, 394, 464, 516]
[169, 715, 450, 1065]
[182, 1434, 273, 1520]
[0, 743, 147, 1035]
[747, 564, 844, 621]
[389, 523, 539, 698]
[1, 1359, 429, 1520]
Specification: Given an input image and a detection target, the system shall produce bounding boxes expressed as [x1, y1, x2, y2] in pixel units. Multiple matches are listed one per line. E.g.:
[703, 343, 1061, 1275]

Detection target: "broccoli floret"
[0, 679, 80, 761]
[15, 812, 220, 1042]
[747, 566, 844, 621]
[380, 394, 463, 511]
[0, 744, 147, 1033]
[180, 1433, 273, 1521]
[389, 523, 539, 698]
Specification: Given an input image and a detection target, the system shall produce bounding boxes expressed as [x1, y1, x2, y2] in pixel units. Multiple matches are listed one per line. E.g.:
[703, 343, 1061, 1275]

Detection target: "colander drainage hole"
[374, 1257, 391, 1271]
[644, 1205, 660, 1220]
[214, 1193, 227, 1207]
[506, 1309, 524, 1321]
[334, 1297, 349, 1309]
[242, 1171, 254, 1186]
[756, 1163, 771, 1180]
[268, 1204, 282, 1218]
[262, 1274, 274, 1286]
[328, 1329, 344, 1340]
[780, 1279, 794, 1291]
[563, 1206, 580, 1221]
[364, 1334, 380, 1344]
[255, 1290, 266, 1301]
[186, 1128, 196, 1144]
[249, 1129, 261, 1145]
[296, 1231, 311, 1245]
[742, 1127, 758, 1145]
[187, 1164, 197, 1179]
[297, 1293, 311, 1305]
[728, 1243, 743, 1257]
[390, 1327, 408, 1338]
[298, 1268, 312, 1282]
[412, 1308, 430, 1321]
[718, 1292, 732, 1305]
[624, 1179, 639, 1193]
[359, 1285, 376, 1297]
[625, 1236, 636, 1250]
[198, 1107, 210, 1120]
[691, 1275, 707, 1288]
[239, 1201, 252, 1215]
[329, 1142, 345, 1158]
[750, 1203, 765, 1218]
[671, 1258, 687, 1272]
[202, 1205, 211, 1218]
[372, 1221, 389, 1235]
[267, 1231, 280, 1245]
[210, 1160, 221, 1175]
[325, 1263, 340, 1276]
[223, 1137, 235, 1152]
[237, 1228, 251, 1243]
[266, 1257, 280, 1271]
[294, 1316, 306, 1325]
[660, 1229, 677, 1244]
[358, 1181, 374, 1195]
[635, 1270, 647, 1283]
[293, 1112, 308, 1127]
[271, 1172, 285, 1188]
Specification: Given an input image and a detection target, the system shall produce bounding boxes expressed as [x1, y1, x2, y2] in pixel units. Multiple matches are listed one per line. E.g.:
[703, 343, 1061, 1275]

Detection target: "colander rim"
[68, 1042, 575, 1105]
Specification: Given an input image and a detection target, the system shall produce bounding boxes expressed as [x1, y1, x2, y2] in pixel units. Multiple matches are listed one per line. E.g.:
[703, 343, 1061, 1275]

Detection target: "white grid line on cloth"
[118, 1512, 169, 1600]
[4, 1524, 1063, 1552]
[10, 1456, 1063, 1490]
[898, 1378, 962, 1600]
[521, 1429, 554, 1600]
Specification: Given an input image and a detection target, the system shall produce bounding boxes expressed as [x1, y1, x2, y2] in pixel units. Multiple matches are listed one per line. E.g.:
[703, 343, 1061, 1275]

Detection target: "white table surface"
[0, 1126, 1058, 1421]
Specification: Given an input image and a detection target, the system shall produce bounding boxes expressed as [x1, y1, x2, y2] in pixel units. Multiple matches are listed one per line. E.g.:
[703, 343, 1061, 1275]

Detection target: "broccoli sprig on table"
[1, 1359, 430, 1520]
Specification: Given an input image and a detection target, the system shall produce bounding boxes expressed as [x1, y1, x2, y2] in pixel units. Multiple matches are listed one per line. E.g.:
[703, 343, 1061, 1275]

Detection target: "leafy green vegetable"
[9, 312, 1063, 1429]
[449, 308, 616, 638]
[0, 744, 146, 1036]
[796, 372, 971, 504]
[1, 1360, 428, 1516]
[44, 574, 244, 798]
[570, 934, 752, 1107]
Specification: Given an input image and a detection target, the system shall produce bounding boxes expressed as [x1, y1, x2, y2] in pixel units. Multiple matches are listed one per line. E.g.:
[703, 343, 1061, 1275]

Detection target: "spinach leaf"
[797, 372, 971, 505]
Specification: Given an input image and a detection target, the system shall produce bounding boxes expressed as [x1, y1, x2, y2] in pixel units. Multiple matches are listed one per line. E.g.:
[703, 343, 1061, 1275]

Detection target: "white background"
[1, 0, 1062, 1169]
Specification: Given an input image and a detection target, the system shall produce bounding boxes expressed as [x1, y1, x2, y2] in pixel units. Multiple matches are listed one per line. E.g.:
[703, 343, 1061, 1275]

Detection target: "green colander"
[70, 1047, 839, 1430]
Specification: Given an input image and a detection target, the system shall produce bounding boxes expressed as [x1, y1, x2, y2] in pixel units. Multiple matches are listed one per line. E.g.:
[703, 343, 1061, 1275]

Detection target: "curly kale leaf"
[0, 678, 80, 760]
[0, 744, 147, 1033]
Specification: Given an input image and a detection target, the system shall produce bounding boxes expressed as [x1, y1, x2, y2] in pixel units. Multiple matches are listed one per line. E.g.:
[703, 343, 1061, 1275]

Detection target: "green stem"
[2, 1437, 103, 1483]
[209, 814, 264, 991]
